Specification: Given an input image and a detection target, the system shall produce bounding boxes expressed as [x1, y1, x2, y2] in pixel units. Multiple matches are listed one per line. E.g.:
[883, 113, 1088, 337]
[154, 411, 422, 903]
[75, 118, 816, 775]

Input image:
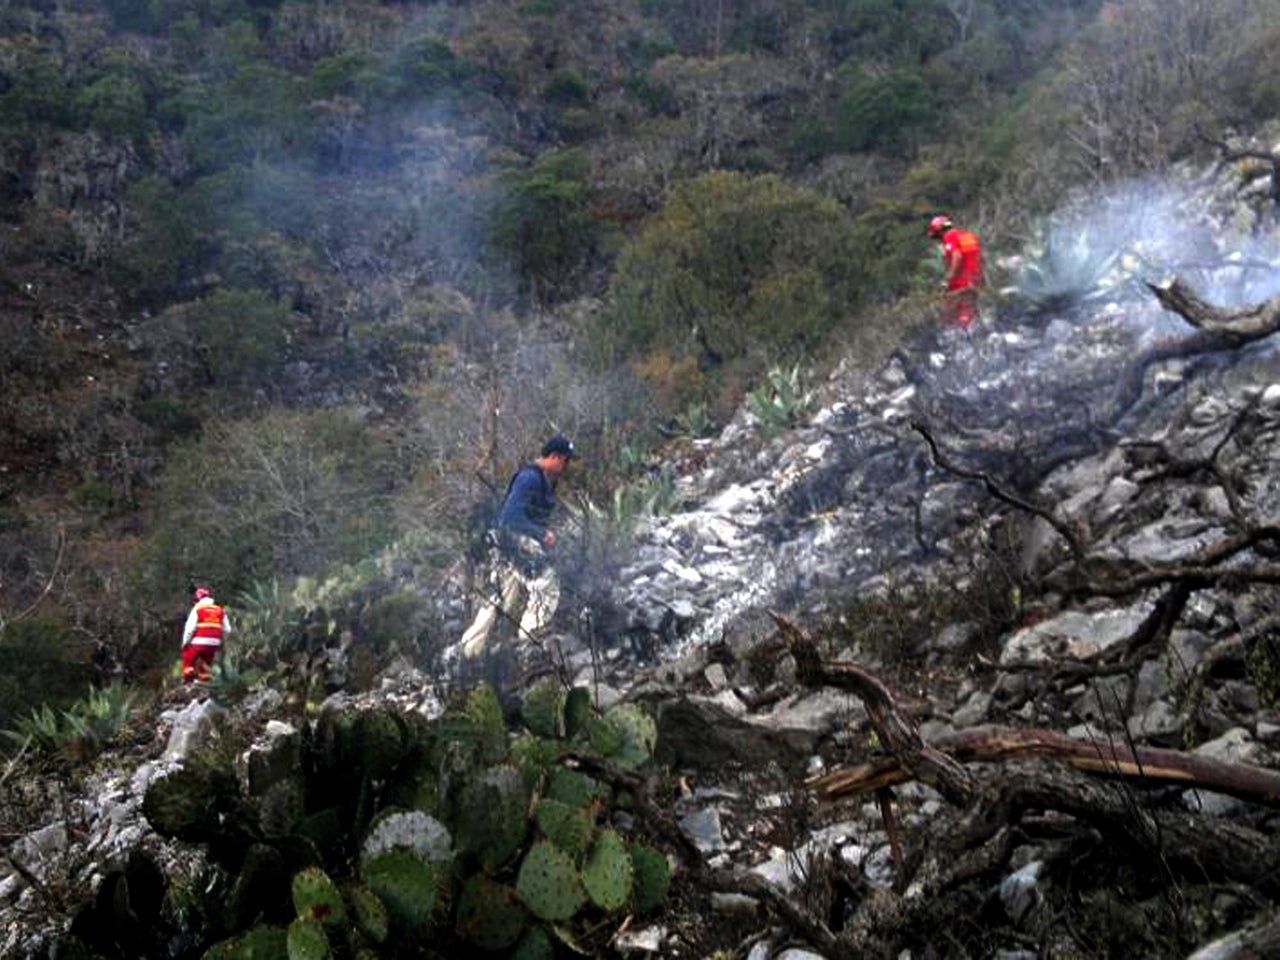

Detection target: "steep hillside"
[3, 143, 1280, 959]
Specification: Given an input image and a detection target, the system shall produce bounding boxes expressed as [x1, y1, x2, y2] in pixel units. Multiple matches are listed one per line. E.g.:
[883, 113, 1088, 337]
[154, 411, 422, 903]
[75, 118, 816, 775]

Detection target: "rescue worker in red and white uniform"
[181, 586, 232, 684]
[928, 215, 984, 328]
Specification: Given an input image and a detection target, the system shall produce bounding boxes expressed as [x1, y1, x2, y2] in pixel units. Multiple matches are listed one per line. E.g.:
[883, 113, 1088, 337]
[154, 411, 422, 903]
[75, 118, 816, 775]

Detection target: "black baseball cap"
[542, 434, 578, 459]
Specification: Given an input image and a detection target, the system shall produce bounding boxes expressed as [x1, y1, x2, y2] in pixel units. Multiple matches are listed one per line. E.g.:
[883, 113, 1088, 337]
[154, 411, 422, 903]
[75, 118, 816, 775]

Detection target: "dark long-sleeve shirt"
[497, 464, 555, 542]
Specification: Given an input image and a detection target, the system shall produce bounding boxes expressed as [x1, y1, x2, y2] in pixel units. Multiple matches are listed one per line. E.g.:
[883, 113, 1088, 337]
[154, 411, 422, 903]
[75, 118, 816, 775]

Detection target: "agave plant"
[1008, 221, 1124, 316]
[748, 365, 814, 435]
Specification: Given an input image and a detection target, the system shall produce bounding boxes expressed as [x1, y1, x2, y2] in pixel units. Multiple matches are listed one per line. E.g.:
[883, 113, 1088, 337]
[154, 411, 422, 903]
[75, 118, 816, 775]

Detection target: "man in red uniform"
[181, 586, 233, 684]
[928, 215, 984, 328]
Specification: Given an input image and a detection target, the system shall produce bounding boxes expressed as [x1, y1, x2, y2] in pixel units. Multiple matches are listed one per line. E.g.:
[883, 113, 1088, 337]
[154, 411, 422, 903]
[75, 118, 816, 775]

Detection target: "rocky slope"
[3, 152, 1280, 959]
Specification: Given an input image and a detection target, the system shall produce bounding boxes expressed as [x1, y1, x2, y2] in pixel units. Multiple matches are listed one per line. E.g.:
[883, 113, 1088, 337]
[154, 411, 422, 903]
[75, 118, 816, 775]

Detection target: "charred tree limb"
[999, 582, 1192, 714]
[776, 613, 974, 807]
[911, 421, 1087, 563]
[1148, 276, 1280, 339]
[847, 768, 1280, 952]
[1186, 912, 1280, 960]
[809, 725, 1280, 810]
[1199, 131, 1280, 208]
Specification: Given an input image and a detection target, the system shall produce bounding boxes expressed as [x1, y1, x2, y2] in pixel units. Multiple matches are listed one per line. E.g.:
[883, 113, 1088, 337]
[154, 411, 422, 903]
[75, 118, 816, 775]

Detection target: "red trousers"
[943, 284, 979, 328]
[181, 644, 218, 683]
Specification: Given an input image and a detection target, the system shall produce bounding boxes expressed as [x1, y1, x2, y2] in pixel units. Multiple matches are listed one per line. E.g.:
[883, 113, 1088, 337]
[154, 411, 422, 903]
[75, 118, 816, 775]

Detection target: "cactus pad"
[456, 765, 528, 872]
[360, 851, 436, 935]
[200, 924, 287, 959]
[522, 678, 567, 739]
[630, 843, 670, 914]
[510, 733, 562, 789]
[361, 810, 453, 867]
[563, 687, 593, 739]
[582, 830, 632, 912]
[465, 684, 508, 762]
[515, 841, 586, 922]
[142, 767, 219, 841]
[547, 768, 608, 809]
[352, 709, 406, 779]
[511, 927, 554, 960]
[534, 799, 594, 859]
[454, 876, 528, 951]
[591, 704, 656, 770]
[286, 918, 330, 960]
[344, 885, 389, 945]
[291, 868, 345, 926]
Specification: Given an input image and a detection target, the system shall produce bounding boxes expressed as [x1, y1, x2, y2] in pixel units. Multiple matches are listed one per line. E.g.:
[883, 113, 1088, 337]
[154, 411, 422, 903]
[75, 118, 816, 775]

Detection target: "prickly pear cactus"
[286, 918, 330, 960]
[546, 767, 608, 809]
[344, 885, 389, 945]
[353, 709, 407, 779]
[590, 704, 656, 770]
[581, 830, 632, 912]
[454, 876, 528, 951]
[511, 926, 554, 960]
[312, 709, 355, 771]
[630, 843, 670, 915]
[360, 851, 436, 936]
[563, 687, 593, 739]
[456, 765, 528, 872]
[465, 684, 508, 762]
[509, 733, 562, 789]
[291, 868, 345, 926]
[534, 799, 593, 859]
[201, 924, 288, 960]
[515, 841, 586, 922]
[142, 766, 222, 841]
[522, 678, 567, 739]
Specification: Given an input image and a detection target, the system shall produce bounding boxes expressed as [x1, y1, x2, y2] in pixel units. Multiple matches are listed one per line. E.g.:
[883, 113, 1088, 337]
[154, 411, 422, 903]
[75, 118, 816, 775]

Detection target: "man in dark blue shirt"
[456, 434, 578, 660]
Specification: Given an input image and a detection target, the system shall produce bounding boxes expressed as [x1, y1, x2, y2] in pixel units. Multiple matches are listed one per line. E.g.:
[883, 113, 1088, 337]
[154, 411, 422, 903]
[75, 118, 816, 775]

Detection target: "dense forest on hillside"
[2, 0, 1280, 722]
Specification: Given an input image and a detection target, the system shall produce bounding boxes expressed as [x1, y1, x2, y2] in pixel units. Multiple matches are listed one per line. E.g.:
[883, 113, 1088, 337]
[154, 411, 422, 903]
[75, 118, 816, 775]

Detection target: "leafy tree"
[833, 68, 939, 154]
[110, 176, 206, 304]
[601, 171, 859, 369]
[73, 74, 148, 140]
[489, 150, 601, 305]
[0, 42, 71, 129]
[190, 288, 291, 388]
[132, 410, 395, 606]
[0, 616, 93, 732]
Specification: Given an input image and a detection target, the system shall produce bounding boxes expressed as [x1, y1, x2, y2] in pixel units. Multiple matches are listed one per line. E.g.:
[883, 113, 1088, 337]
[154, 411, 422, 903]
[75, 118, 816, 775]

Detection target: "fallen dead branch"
[809, 725, 1280, 809]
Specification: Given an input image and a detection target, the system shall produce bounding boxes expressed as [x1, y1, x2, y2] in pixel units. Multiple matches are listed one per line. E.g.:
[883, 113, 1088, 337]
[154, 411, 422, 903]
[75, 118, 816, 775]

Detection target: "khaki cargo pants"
[459, 535, 560, 659]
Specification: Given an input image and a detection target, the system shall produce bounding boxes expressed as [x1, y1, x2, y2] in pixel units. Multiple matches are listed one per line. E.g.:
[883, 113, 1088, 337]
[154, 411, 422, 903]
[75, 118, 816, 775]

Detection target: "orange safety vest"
[941, 228, 983, 289]
[191, 602, 225, 646]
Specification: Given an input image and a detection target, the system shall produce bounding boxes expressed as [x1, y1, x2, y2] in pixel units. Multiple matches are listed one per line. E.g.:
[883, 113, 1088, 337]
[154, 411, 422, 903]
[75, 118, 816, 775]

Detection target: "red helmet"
[927, 215, 952, 238]
[194, 587, 211, 601]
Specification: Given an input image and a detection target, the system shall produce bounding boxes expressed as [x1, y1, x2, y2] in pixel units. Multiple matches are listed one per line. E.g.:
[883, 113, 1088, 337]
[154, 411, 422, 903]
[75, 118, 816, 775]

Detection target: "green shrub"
[135, 396, 202, 441]
[131, 409, 395, 606]
[73, 74, 148, 140]
[189, 288, 290, 388]
[545, 70, 591, 107]
[600, 171, 858, 371]
[0, 615, 92, 733]
[832, 68, 939, 155]
[489, 150, 602, 304]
